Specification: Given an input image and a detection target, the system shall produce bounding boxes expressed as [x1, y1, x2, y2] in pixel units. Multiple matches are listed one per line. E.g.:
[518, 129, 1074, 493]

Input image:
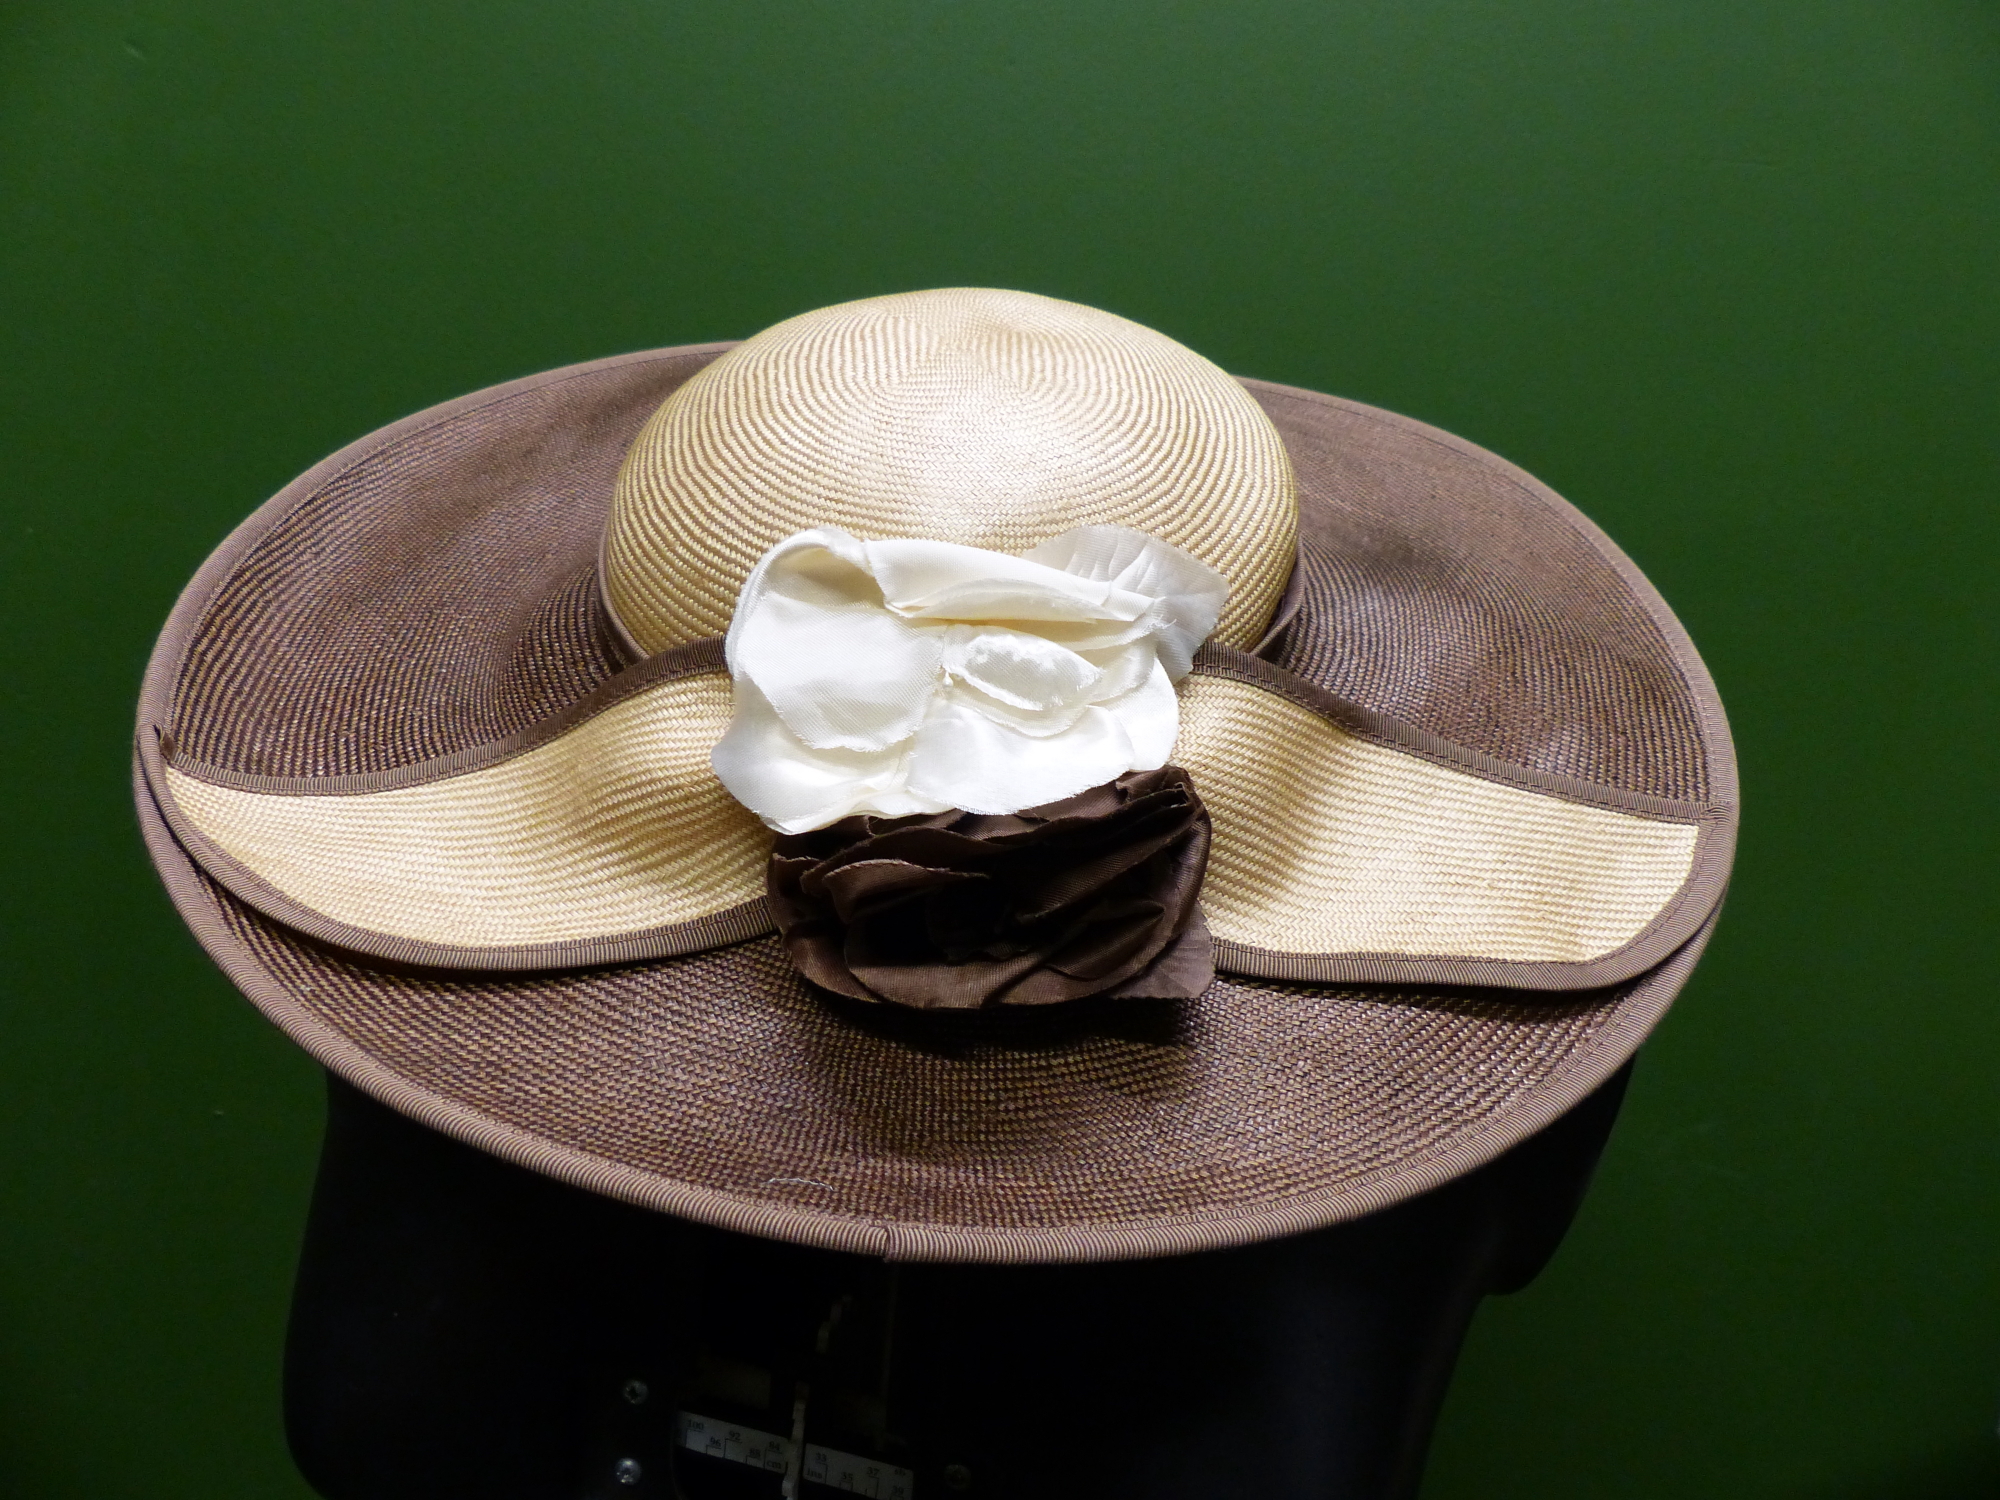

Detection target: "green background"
[4, 2, 1997, 1495]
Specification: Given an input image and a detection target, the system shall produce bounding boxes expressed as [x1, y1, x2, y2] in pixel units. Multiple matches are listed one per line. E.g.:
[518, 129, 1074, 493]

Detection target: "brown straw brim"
[136, 344, 1736, 1262]
[137, 753, 1718, 1263]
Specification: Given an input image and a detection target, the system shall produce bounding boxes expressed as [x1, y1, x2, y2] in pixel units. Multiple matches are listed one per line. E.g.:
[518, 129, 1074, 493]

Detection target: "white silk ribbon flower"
[709, 525, 1229, 833]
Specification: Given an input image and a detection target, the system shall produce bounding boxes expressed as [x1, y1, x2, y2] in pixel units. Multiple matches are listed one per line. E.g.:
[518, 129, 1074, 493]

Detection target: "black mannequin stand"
[287, 1067, 1628, 1500]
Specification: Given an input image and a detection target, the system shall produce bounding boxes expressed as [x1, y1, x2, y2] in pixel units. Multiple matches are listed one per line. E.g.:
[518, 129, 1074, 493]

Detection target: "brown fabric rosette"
[767, 767, 1215, 1009]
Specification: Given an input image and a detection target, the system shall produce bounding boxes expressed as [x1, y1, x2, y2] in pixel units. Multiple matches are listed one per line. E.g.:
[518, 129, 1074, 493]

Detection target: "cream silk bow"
[710, 526, 1230, 833]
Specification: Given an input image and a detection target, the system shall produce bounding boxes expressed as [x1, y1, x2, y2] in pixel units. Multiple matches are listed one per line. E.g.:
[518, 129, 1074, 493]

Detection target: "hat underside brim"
[136, 344, 1736, 1261]
[144, 632, 1724, 992]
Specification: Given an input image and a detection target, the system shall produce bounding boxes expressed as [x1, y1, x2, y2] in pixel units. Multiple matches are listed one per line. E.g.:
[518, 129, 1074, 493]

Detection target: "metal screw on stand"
[614, 1457, 643, 1486]
[943, 1462, 973, 1491]
[622, 1379, 649, 1405]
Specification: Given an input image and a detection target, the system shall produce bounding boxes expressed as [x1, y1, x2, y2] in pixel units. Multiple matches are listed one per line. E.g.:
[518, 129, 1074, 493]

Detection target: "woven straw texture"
[603, 289, 1297, 654]
[162, 665, 1699, 965]
[147, 822, 1699, 1260]
[163, 355, 1709, 811]
[1173, 676, 1698, 960]
[272, 907, 1606, 1229]
[140, 341, 1735, 1260]
[165, 673, 765, 947]
[1264, 392, 1711, 802]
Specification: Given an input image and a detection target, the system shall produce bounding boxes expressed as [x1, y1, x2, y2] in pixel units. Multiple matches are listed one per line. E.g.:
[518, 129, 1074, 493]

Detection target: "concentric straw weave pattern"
[604, 290, 1297, 654]
[163, 664, 1699, 965]
[161, 351, 1708, 816]
[1253, 386, 1711, 801]
[168, 675, 766, 946]
[1175, 677, 1698, 960]
[209, 877, 1647, 1250]
[170, 356, 711, 778]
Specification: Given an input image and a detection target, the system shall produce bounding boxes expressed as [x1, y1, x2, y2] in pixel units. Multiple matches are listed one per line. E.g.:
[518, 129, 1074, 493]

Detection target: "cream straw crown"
[601, 288, 1299, 655]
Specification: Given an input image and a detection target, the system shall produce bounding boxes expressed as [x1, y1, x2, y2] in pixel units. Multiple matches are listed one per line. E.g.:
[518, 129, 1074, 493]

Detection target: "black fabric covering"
[287, 1065, 1629, 1500]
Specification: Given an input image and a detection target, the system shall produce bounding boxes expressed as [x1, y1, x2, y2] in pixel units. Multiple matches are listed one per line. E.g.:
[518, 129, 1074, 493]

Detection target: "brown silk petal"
[813, 859, 984, 924]
[767, 768, 1215, 1010]
[1103, 908, 1216, 998]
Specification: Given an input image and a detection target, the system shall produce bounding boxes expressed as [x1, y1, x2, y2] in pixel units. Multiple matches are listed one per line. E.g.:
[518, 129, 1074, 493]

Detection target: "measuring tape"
[675, 1411, 916, 1500]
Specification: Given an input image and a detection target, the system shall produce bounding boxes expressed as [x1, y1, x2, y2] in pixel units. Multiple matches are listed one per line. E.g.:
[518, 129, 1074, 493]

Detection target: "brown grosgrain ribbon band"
[767, 768, 1216, 1010]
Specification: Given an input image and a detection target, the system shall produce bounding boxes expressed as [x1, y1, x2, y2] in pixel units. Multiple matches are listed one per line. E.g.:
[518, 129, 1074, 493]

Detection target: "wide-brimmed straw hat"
[136, 288, 1735, 1263]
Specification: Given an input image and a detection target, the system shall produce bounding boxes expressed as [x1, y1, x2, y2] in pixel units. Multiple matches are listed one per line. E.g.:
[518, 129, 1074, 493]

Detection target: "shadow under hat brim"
[135, 344, 1735, 1263]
